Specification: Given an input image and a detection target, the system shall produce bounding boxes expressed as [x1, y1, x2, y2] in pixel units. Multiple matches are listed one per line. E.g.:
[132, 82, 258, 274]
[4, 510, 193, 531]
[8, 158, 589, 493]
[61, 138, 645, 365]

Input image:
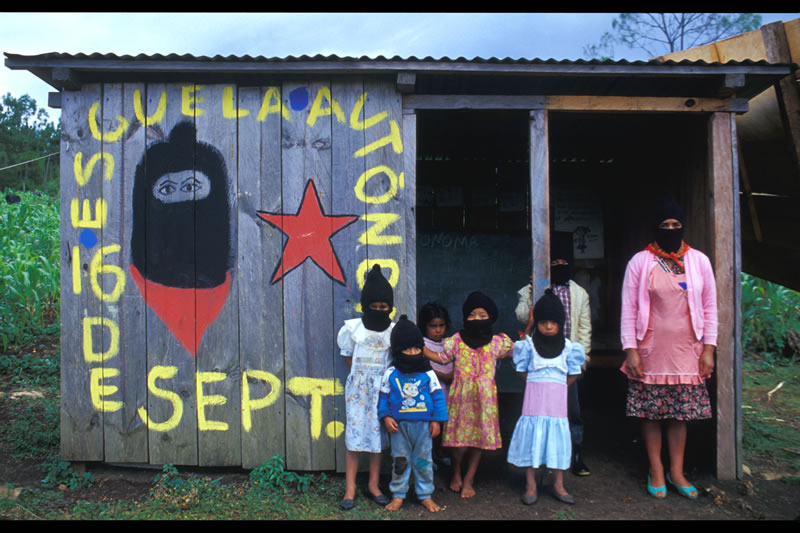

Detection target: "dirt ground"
[2, 367, 798, 520]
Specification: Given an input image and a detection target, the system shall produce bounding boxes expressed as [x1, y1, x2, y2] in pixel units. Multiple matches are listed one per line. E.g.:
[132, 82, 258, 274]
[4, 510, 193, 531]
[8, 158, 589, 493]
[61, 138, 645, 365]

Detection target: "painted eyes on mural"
[152, 171, 211, 203]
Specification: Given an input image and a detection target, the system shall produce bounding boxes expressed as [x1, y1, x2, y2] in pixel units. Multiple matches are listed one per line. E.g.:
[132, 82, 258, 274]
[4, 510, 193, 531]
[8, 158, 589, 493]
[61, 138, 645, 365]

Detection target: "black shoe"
[571, 450, 591, 476]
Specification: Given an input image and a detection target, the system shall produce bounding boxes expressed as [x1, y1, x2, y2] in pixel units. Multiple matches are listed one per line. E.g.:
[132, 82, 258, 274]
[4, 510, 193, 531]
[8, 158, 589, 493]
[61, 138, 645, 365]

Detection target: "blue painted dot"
[289, 87, 309, 111]
[678, 282, 687, 291]
[80, 229, 98, 248]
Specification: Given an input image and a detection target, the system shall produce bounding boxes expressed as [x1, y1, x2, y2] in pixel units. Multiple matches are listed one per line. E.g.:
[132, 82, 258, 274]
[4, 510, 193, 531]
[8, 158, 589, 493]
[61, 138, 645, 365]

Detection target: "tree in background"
[0, 93, 60, 194]
[584, 13, 763, 60]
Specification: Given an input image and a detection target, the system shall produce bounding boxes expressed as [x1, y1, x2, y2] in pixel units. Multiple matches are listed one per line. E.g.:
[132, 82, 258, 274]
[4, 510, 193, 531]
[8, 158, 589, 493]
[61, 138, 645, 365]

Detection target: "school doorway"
[414, 109, 717, 472]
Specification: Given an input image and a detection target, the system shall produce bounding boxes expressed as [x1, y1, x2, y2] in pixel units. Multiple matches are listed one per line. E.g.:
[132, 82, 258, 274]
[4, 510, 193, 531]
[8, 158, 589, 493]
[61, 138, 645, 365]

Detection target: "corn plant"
[0, 190, 60, 349]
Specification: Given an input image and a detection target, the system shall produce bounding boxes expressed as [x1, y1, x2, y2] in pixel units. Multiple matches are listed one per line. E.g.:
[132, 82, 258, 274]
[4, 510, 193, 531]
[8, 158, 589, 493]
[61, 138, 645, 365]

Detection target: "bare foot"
[421, 498, 441, 512]
[449, 475, 463, 493]
[385, 498, 403, 511]
[460, 483, 476, 499]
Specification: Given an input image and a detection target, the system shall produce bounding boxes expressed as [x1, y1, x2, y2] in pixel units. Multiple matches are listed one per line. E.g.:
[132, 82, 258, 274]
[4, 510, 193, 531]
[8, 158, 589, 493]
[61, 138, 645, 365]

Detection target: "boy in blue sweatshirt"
[379, 315, 448, 513]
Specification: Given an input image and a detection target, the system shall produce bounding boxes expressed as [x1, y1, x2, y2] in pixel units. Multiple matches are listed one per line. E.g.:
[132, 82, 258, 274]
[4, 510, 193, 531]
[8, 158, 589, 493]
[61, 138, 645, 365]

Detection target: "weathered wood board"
[60, 79, 410, 470]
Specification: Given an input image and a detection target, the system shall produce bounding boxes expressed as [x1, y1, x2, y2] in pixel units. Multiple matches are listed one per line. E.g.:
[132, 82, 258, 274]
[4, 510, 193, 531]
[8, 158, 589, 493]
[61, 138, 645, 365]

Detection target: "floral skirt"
[625, 380, 712, 421]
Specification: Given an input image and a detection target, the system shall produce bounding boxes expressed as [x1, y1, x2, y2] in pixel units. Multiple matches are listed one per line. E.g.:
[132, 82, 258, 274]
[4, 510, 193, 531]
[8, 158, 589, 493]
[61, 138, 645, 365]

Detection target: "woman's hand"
[625, 348, 643, 379]
[699, 345, 715, 379]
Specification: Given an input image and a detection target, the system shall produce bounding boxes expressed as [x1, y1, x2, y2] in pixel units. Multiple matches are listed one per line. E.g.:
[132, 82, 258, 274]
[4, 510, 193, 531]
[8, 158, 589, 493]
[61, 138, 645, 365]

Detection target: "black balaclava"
[131, 121, 231, 288]
[532, 288, 566, 358]
[652, 195, 686, 254]
[360, 264, 394, 331]
[391, 315, 430, 374]
[460, 291, 498, 349]
[550, 232, 574, 287]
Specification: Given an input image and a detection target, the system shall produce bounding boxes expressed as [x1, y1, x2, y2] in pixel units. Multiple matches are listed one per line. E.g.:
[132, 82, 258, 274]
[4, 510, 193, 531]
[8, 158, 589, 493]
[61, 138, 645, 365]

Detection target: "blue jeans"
[389, 420, 434, 500]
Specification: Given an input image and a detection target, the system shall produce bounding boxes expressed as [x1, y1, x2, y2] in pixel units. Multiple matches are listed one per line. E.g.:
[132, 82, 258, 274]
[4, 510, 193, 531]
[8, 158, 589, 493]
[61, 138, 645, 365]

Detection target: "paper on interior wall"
[553, 189, 605, 259]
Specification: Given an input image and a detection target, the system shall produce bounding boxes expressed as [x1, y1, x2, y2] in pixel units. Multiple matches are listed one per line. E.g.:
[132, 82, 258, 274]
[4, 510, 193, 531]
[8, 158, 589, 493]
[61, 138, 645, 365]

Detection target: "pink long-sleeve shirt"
[620, 249, 718, 351]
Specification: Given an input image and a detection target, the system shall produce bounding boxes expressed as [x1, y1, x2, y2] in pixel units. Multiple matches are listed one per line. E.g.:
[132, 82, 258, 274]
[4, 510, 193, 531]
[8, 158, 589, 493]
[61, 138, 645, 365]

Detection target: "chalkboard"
[415, 230, 532, 392]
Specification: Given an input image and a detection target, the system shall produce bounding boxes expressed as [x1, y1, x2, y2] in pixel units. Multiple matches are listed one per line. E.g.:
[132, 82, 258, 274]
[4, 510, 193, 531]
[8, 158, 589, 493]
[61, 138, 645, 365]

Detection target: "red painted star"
[257, 179, 359, 285]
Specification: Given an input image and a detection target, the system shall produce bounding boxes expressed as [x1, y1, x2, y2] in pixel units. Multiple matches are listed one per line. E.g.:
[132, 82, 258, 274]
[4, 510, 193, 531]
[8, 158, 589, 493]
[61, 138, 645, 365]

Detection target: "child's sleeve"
[440, 336, 457, 363]
[337, 323, 355, 357]
[512, 339, 532, 372]
[427, 371, 449, 422]
[377, 368, 395, 420]
[494, 333, 514, 359]
[567, 342, 586, 376]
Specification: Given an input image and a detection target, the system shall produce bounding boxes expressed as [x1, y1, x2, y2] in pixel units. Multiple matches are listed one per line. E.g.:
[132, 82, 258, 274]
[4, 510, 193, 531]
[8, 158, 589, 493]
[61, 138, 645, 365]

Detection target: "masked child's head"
[390, 315, 430, 374]
[532, 289, 566, 358]
[459, 291, 498, 349]
[360, 264, 394, 331]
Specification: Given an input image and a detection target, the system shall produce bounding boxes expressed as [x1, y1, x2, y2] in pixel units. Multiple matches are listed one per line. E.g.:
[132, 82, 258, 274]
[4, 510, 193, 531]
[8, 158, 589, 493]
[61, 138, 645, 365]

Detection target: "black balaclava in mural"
[460, 290, 498, 349]
[131, 121, 231, 289]
[532, 288, 567, 359]
[360, 264, 394, 332]
[550, 231, 574, 287]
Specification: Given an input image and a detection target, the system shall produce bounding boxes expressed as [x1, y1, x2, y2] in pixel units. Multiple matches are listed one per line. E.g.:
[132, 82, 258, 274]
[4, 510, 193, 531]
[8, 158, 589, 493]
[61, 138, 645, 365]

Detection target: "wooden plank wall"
[59, 79, 409, 470]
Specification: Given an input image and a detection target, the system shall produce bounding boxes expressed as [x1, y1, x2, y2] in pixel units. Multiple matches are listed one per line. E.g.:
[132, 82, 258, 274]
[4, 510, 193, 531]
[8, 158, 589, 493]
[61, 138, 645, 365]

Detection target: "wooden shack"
[5, 50, 794, 479]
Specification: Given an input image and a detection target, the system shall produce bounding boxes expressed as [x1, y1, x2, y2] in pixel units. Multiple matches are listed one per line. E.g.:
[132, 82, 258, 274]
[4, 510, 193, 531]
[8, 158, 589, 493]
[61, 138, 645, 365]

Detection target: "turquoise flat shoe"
[667, 473, 698, 500]
[647, 475, 667, 499]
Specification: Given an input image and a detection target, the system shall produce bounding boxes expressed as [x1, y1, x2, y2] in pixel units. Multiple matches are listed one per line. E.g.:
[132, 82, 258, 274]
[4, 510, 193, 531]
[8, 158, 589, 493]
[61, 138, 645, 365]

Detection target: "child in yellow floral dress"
[423, 291, 513, 498]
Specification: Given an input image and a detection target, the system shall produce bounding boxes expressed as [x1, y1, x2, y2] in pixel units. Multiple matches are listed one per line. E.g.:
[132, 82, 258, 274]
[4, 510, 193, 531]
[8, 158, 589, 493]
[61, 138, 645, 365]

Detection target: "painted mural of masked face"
[131, 121, 231, 289]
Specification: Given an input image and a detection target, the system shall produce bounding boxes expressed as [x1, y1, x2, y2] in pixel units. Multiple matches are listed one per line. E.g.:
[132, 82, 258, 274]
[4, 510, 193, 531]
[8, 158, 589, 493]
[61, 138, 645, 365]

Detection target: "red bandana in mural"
[257, 179, 358, 285]
[129, 121, 234, 357]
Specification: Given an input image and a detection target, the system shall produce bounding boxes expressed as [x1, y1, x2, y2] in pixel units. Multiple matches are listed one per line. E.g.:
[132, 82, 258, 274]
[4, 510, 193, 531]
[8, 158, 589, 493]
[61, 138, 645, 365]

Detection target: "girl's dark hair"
[418, 302, 451, 334]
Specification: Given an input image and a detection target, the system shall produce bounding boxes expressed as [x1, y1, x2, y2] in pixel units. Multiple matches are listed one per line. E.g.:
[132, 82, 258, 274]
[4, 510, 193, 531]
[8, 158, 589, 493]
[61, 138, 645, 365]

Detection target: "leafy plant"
[741, 273, 800, 361]
[41, 458, 94, 490]
[249, 455, 313, 494]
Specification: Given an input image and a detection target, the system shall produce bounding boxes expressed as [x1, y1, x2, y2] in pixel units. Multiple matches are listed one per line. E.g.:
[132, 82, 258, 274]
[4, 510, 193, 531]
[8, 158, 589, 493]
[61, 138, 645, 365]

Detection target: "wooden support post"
[709, 112, 740, 480]
[529, 110, 550, 300]
[403, 110, 417, 322]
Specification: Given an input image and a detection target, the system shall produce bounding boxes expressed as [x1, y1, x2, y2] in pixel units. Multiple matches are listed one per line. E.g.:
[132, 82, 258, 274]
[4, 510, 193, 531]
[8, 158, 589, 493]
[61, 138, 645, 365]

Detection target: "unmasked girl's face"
[425, 317, 446, 342]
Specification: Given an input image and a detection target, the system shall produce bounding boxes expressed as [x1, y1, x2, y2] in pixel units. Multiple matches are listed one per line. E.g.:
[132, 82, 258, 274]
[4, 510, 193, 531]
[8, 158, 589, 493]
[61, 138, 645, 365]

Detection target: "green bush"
[249, 455, 313, 494]
[741, 273, 800, 360]
[0, 190, 60, 349]
[41, 458, 94, 490]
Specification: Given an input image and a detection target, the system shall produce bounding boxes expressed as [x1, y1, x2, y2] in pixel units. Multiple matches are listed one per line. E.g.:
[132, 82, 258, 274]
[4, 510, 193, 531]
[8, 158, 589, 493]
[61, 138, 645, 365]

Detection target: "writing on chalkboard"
[418, 232, 479, 250]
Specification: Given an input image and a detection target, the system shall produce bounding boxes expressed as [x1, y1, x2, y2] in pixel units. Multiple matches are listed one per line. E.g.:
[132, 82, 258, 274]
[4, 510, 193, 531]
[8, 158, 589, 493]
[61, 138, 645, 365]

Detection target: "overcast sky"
[1, 12, 797, 123]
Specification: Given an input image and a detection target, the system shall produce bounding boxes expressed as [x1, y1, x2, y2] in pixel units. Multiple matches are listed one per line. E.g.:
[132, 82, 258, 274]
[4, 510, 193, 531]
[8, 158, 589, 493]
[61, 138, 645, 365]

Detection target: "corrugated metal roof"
[4, 50, 788, 67]
[5, 51, 794, 100]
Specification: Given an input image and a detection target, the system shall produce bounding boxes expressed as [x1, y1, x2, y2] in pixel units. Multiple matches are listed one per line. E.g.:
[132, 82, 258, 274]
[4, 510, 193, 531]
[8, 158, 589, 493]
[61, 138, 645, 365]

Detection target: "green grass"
[0, 460, 391, 520]
[742, 354, 800, 478]
[0, 348, 60, 460]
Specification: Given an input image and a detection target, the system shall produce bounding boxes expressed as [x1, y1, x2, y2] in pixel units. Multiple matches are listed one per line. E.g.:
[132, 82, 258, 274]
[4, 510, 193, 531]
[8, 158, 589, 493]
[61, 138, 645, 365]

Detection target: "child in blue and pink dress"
[507, 289, 585, 506]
